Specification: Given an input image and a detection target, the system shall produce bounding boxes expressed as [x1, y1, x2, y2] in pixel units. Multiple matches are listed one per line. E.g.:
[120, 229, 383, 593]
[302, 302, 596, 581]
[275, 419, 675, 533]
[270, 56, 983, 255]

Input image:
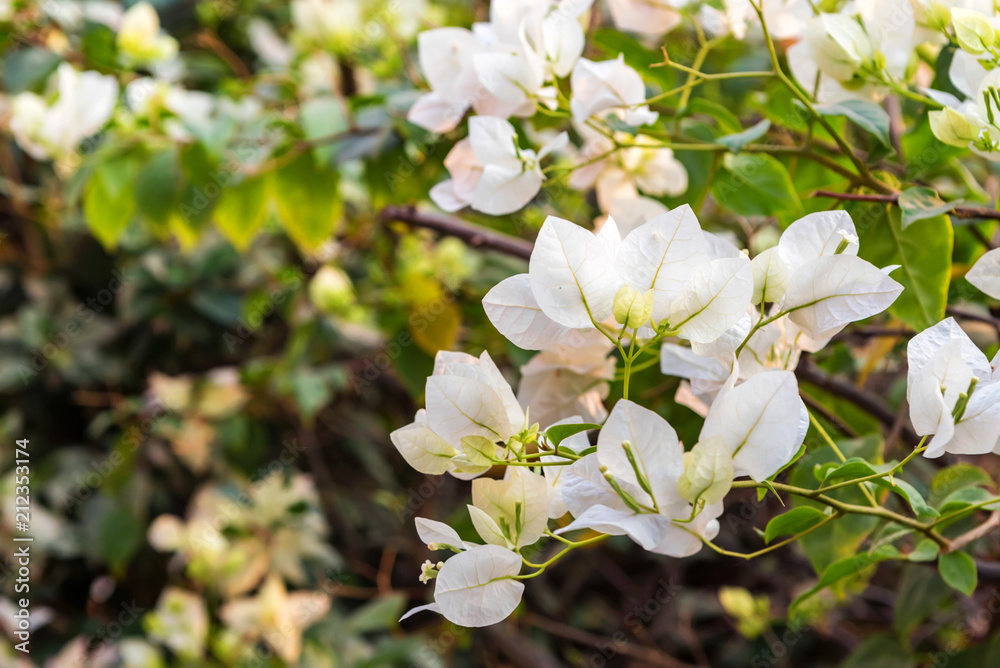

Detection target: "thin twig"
[814, 190, 1000, 224]
[949, 512, 1000, 552]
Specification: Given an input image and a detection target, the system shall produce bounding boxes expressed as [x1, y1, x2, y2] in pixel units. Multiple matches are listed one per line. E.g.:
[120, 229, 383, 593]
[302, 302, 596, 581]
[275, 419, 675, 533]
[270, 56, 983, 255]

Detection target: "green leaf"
[764, 507, 829, 544]
[930, 464, 995, 506]
[134, 149, 182, 234]
[213, 175, 271, 251]
[346, 593, 407, 633]
[300, 95, 349, 165]
[856, 204, 952, 332]
[712, 153, 802, 217]
[686, 98, 743, 134]
[84, 153, 141, 248]
[895, 564, 951, 638]
[939, 551, 977, 596]
[2, 47, 62, 93]
[898, 187, 960, 229]
[907, 539, 940, 562]
[717, 119, 771, 152]
[816, 99, 892, 147]
[790, 545, 901, 617]
[273, 152, 341, 251]
[99, 507, 143, 573]
[838, 635, 912, 668]
[820, 458, 938, 518]
[543, 423, 601, 448]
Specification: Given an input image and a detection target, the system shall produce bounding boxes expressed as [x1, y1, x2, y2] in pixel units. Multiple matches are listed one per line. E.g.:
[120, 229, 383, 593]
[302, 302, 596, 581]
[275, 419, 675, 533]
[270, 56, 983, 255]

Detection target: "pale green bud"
[677, 438, 734, 506]
[952, 8, 997, 55]
[309, 265, 355, 315]
[750, 248, 789, 305]
[929, 107, 984, 147]
[613, 285, 654, 328]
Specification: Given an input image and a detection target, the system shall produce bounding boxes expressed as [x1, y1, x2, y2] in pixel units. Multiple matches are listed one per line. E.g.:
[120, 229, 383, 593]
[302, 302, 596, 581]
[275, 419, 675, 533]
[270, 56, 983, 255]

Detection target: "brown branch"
[949, 511, 1000, 553]
[814, 190, 1000, 223]
[380, 205, 533, 260]
[795, 358, 919, 446]
[947, 306, 1000, 333]
[193, 30, 251, 79]
[522, 612, 702, 668]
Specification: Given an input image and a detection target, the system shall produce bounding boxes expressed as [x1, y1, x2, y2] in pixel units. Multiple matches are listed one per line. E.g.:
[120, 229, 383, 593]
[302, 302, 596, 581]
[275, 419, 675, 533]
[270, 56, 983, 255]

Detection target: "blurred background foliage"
[1, 0, 1000, 667]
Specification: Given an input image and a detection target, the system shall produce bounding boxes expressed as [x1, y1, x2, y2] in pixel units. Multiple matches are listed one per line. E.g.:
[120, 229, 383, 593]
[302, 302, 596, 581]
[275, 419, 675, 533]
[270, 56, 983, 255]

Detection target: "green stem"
[808, 411, 880, 507]
[517, 534, 609, 574]
[676, 510, 843, 560]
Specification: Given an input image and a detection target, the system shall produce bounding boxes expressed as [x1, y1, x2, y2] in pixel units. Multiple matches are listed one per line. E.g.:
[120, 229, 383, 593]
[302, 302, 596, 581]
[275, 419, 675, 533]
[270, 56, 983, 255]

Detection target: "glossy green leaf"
[816, 99, 892, 147]
[543, 423, 601, 448]
[939, 551, 977, 596]
[84, 152, 141, 248]
[857, 204, 952, 332]
[713, 153, 802, 217]
[898, 187, 959, 229]
[790, 545, 901, 617]
[213, 175, 271, 251]
[273, 152, 341, 251]
[717, 119, 772, 153]
[764, 506, 829, 544]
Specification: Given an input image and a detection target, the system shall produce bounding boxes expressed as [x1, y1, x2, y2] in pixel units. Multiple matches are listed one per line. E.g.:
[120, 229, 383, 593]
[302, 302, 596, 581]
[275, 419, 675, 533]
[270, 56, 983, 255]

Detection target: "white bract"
[10, 64, 119, 162]
[660, 210, 899, 409]
[389, 350, 526, 477]
[555, 400, 722, 557]
[967, 248, 1000, 298]
[907, 318, 1000, 457]
[570, 55, 659, 127]
[117, 1, 178, 67]
[789, 0, 917, 103]
[430, 116, 567, 215]
[569, 134, 689, 213]
[486, 206, 754, 348]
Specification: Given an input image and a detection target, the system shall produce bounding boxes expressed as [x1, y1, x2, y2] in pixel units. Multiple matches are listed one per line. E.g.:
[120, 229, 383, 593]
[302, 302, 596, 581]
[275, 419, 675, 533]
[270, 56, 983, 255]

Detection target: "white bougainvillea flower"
[570, 134, 689, 213]
[967, 248, 1000, 298]
[145, 588, 209, 660]
[469, 466, 550, 548]
[606, 0, 683, 37]
[401, 544, 525, 627]
[117, 1, 178, 67]
[415, 517, 478, 552]
[408, 28, 489, 132]
[698, 370, 808, 481]
[788, 0, 916, 104]
[430, 116, 567, 215]
[219, 575, 330, 664]
[390, 350, 525, 476]
[528, 215, 625, 328]
[615, 205, 709, 322]
[555, 400, 723, 557]
[570, 55, 658, 127]
[488, 208, 753, 349]
[907, 318, 1000, 457]
[780, 255, 903, 340]
[10, 64, 119, 162]
[777, 211, 859, 274]
[517, 333, 616, 428]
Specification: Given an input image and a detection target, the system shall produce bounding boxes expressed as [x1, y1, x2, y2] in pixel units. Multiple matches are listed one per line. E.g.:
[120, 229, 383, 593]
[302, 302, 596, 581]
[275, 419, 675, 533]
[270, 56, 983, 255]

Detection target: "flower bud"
[929, 107, 983, 147]
[952, 8, 997, 55]
[677, 437, 734, 505]
[613, 285, 654, 328]
[309, 265, 355, 315]
[117, 2, 179, 66]
[750, 248, 789, 305]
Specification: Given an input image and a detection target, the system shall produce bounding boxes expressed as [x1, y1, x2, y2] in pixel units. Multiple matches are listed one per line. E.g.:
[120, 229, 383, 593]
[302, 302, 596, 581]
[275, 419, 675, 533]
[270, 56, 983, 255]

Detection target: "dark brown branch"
[814, 190, 1000, 223]
[522, 612, 701, 668]
[380, 205, 533, 260]
[795, 358, 919, 446]
[947, 306, 1000, 333]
